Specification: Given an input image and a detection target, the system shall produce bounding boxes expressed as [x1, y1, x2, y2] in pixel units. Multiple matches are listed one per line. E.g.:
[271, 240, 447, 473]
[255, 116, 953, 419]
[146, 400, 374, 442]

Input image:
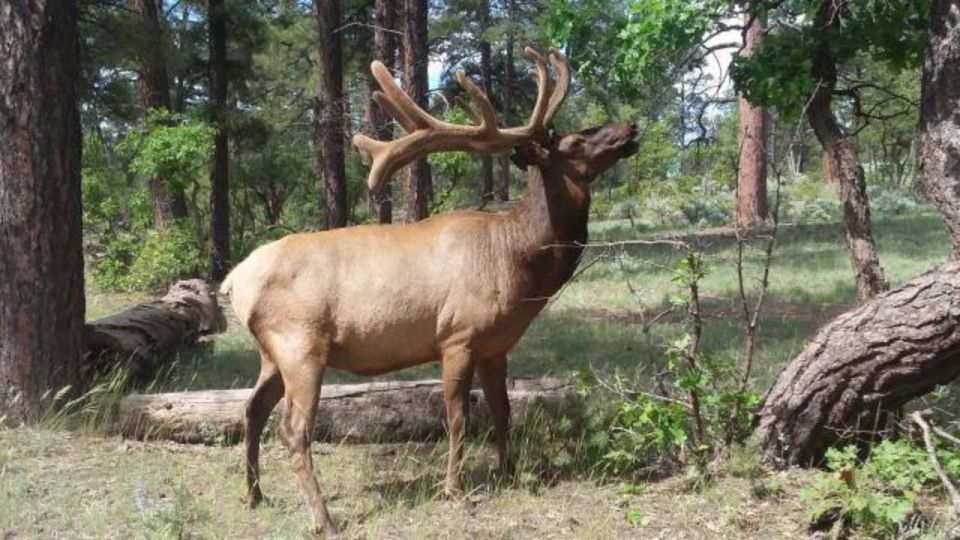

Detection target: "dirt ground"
[0, 428, 818, 539]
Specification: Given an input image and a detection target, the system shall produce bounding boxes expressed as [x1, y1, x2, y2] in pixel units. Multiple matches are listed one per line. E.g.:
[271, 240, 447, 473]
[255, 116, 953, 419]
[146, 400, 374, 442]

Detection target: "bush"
[679, 197, 731, 227]
[803, 440, 960, 537]
[871, 190, 919, 217]
[785, 196, 840, 223]
[92, 225, 204, 292]
[608, 200, 639, 221]
[642, 196, 685, 227]
[582, 254, 761, 479]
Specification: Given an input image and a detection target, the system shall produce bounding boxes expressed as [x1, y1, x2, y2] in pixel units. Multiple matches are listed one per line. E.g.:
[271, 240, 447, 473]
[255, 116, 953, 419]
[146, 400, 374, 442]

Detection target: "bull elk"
[220, 47, 638, 536]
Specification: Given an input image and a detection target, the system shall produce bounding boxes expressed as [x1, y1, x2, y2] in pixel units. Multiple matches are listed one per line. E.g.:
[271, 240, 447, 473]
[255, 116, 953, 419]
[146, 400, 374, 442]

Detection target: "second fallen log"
[118, 377, 576, 444]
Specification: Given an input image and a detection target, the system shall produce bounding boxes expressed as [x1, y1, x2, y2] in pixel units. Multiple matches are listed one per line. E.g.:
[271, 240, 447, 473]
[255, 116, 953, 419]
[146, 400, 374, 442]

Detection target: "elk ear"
[510, 143, 550, 170]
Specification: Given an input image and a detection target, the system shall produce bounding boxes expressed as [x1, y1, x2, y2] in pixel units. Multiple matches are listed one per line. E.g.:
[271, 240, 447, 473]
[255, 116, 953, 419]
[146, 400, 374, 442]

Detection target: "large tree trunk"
[208, 0, 230, 281]
[735, 12, 768, 228]
[494, 0, 515, 203]
[0, 0, 86, 424]
[919, 0, 960, 257]
[132, 0, 188, 231]
[402, 0, 432, 221]
[118, 378, 574, 444]
[84, 280, 226, 383]
[755, 262, 960, 465]
[366, 0, 397, 224]
[478, 0, 495, 203]
[806, 0, 888, 301]
[315, 0, 347, 229]
[756, 0, 960, 465]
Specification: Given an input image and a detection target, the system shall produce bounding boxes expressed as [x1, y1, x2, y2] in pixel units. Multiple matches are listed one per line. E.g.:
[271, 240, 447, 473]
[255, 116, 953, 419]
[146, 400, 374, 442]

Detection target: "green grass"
[85, 211, 950, 393]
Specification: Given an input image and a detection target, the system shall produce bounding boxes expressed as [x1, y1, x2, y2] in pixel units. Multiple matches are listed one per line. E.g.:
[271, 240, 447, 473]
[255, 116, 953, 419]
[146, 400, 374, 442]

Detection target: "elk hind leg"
[278, 358, 338, 537]
[243, 351, 284, 507]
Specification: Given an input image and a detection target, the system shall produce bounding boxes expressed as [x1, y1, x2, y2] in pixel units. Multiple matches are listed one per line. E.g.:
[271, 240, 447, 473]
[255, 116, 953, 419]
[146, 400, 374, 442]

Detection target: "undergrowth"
[804, 440, 960, 538]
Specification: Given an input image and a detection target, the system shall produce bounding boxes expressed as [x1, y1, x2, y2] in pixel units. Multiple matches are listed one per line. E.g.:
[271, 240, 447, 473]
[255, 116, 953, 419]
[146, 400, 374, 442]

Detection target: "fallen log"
[755, 261, 960, 466]
[83, 279, 226, 382]
[118, 377, 576, 444]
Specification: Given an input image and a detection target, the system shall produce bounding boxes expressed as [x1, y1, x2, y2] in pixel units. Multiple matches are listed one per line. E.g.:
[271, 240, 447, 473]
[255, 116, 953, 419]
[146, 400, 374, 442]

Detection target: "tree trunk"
[403, 0, 432, 221]
[494, 0, 515, 203]
[316, 0, 347, 229]
[805, 0, 888, 301]
[208, 0, 230, 281]
[919, 0, 960, 258]
[478, 0, 494, 203]
[756, 0, 960, 465]
[821, 149, 838, 184]
[0, 0, 86, 424]
[755, 262, 960, 465]
[735, 12, 768, 228]
[84, 280, 226, 383]
[366, 0, 397, 224]
[132, 0, 188, 230]
[118, 378, 575, 444]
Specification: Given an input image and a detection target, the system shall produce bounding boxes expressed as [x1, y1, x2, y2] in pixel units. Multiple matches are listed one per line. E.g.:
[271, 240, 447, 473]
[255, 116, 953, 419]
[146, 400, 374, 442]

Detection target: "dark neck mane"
[505, 165, 591, 299]
[511, 166, 590, 245]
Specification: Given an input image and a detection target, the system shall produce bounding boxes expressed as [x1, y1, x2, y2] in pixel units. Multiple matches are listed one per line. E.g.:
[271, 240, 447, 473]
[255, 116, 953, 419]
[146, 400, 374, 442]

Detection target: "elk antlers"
[353, 47, 571, 192]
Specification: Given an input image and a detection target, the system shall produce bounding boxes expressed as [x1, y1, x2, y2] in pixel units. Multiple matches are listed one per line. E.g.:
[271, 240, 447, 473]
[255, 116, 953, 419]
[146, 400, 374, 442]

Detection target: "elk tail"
[219, 269, 235, 295]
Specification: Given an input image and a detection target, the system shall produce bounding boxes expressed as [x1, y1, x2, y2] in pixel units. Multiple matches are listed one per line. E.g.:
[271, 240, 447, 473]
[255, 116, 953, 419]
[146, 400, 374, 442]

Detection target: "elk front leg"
[476, 355, 511, 474]
[279, 362, 338, 538]
[441, 347, 475, 499]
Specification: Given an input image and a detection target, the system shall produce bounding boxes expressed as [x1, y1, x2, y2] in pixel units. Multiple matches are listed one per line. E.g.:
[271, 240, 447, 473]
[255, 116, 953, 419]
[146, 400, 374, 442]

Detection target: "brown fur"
[222, 122, 637, 536]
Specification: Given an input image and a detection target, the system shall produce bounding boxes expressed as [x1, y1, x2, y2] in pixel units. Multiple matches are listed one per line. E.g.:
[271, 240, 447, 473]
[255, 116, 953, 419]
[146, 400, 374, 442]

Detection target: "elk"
[220, 47, 637, 536]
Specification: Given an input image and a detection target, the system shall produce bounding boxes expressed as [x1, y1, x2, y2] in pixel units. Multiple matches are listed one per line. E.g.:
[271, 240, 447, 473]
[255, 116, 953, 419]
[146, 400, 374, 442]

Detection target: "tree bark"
[132, 0, 188, 230]
[919, 0, 960, 258]
[756, 0, 960, 465]
[735, 12, 768, 228]
[0, 0, 86, 424]
[494, 0, 515, 203]
[805, 0, 888, 301]
[821, 149, 838, 184]
[403, 0, 432, 221]
[756, 262, 960, 465]
[366, 0, 397, 224]
[316, 0, 348, 229]
[478, 0, 494, 203]
[208, 0, 230, 281]
[84, 280, 226, 383]
[117, 378, 575, 444]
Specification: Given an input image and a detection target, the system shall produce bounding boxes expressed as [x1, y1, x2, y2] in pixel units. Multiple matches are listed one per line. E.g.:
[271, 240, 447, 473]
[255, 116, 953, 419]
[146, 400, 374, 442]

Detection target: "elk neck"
[504, 165, 591, 298]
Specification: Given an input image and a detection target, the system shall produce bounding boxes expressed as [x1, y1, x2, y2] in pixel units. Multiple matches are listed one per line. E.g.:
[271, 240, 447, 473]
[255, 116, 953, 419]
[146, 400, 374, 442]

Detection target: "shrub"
[871, 190, 919, 217]
[608, 200, 639, 221]
[785, 196, 840, 223]
[680, 197, 731, 227]
[803, 440, 960, 537]
[92, 225, 204, 292]
[584, 254, 761, 479]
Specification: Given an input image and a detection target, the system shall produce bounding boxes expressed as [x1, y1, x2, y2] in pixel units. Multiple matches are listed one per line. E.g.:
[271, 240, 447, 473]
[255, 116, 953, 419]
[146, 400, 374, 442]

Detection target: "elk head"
[352, 47, 637, 192]
[511, 122, 639, 183]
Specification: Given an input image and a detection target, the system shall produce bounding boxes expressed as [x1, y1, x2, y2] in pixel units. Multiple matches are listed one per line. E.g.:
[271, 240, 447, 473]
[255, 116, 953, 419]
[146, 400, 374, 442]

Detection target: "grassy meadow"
[3, 210, 955, 538]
